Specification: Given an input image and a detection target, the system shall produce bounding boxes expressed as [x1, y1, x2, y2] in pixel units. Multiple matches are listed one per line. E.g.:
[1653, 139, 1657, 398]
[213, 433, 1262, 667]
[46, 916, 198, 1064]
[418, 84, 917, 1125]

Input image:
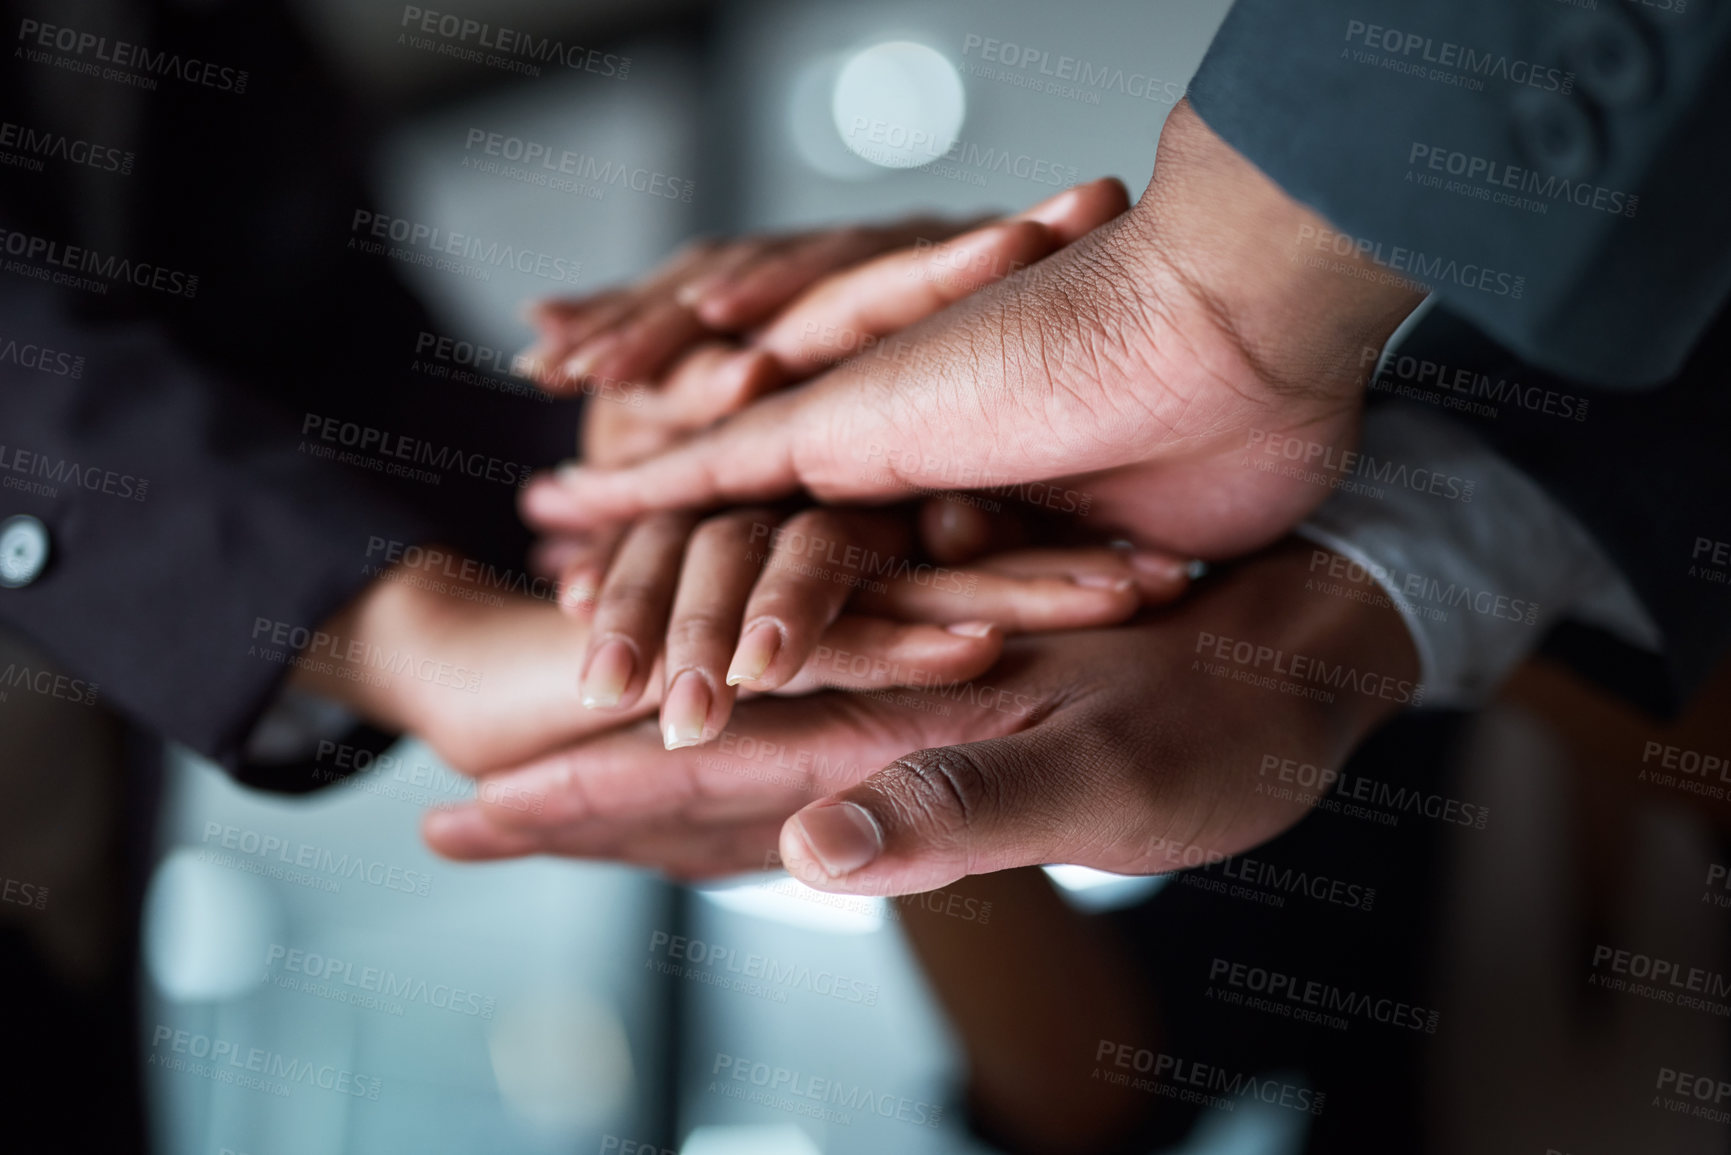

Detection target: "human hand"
[423, 540, 1419, 894]
[558, 503, 1190, 751]
[523, 100, 1426, 558]
[284, 546, 1033, 778]
[533, 179, 1129, 471]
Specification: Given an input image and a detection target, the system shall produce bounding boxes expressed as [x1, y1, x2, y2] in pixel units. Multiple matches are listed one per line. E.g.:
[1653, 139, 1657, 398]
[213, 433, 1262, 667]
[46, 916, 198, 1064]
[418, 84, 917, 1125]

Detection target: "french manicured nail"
[580, 639, 634, 708]
[945, 620, 995, 638]
[790, 802, 883, 877]
[662, 671, 711, 750]
[1128, 552, 1190, 584]
[1072, 572, 1135, 592]
[727, 621, 781, 685]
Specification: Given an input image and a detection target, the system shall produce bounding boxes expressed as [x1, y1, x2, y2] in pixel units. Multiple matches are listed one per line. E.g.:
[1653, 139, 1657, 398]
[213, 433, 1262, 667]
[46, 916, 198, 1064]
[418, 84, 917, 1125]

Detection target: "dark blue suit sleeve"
[1188, 0, 1731, 387]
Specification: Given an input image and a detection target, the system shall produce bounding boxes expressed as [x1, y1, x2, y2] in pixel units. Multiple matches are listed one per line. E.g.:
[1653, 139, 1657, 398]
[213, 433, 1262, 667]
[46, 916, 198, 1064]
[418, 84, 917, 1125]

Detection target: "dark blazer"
[1189, 0, 1731, 388]
[0, 0, 578, 782]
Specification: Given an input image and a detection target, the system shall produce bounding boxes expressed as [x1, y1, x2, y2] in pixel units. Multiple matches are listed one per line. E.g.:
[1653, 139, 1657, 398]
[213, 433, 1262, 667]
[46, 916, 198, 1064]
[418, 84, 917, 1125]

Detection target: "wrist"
[1126, 99, 1424, 404]
[287, 556, 475, 737]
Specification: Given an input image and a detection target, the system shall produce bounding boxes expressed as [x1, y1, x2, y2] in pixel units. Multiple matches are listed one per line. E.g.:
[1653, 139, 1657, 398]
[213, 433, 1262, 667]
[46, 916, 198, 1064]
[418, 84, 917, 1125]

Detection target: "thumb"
[777, 723, 1111, 896]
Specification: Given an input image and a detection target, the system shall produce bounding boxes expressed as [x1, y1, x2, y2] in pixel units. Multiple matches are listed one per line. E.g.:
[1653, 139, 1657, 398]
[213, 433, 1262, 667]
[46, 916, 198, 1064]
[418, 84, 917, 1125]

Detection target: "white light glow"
[831, 41, 965, 170]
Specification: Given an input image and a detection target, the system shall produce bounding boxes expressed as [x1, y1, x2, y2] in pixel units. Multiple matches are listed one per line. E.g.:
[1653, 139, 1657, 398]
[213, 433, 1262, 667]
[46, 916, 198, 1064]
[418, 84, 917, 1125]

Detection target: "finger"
[518, 389, 814, 531]
[1010, 177, 1132, 244]
[584, 296, 710, 385]
[778, 719, 1126, 896]
[578, 513, 694, 710]
[660, 509, 778, 749]
[753, 220, 1058, 377]
[852, 548, 1144, 632]
[724, 508, 906, 691]
[776, 614, 1003, 694]
[690, 217, 964, 331]
[642, 343, 783, 431]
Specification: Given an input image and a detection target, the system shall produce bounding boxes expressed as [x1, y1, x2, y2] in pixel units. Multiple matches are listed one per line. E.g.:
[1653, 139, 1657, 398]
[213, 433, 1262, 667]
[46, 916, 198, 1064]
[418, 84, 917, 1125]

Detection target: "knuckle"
[878, 748, 998, 846]
[665, 613, 731, 651]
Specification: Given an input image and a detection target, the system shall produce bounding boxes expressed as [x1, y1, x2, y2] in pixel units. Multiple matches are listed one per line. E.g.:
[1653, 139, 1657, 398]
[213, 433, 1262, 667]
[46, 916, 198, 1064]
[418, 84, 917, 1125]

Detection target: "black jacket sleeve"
[1188, 0, 1731, 387]
[0, 0, 577, 778]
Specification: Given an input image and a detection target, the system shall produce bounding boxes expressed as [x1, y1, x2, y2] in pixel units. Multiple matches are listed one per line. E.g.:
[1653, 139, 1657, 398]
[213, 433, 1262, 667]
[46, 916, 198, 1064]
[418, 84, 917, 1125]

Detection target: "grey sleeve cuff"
[1296, 406, 1659, 709]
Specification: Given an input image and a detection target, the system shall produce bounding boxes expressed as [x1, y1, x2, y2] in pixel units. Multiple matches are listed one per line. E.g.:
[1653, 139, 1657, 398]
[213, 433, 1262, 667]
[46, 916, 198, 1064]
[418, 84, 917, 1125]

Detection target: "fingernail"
[555, 462, 587, 487]
[790, 802, 883, 877]
[726, 621, 782, 686]
[1128, 552, 1190, 584]
[580, 639, 634, 708]
[945, 620, 995, 638]
[1072, 572, 1135, 592]
[562, 336, 615, 381]
[677, 275, 722, 309]
[662, 671, 712, 750]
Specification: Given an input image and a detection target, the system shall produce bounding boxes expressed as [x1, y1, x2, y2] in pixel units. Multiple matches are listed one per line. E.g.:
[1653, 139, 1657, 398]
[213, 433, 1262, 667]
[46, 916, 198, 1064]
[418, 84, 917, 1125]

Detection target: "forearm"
[897, 869, 1158, 1153]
